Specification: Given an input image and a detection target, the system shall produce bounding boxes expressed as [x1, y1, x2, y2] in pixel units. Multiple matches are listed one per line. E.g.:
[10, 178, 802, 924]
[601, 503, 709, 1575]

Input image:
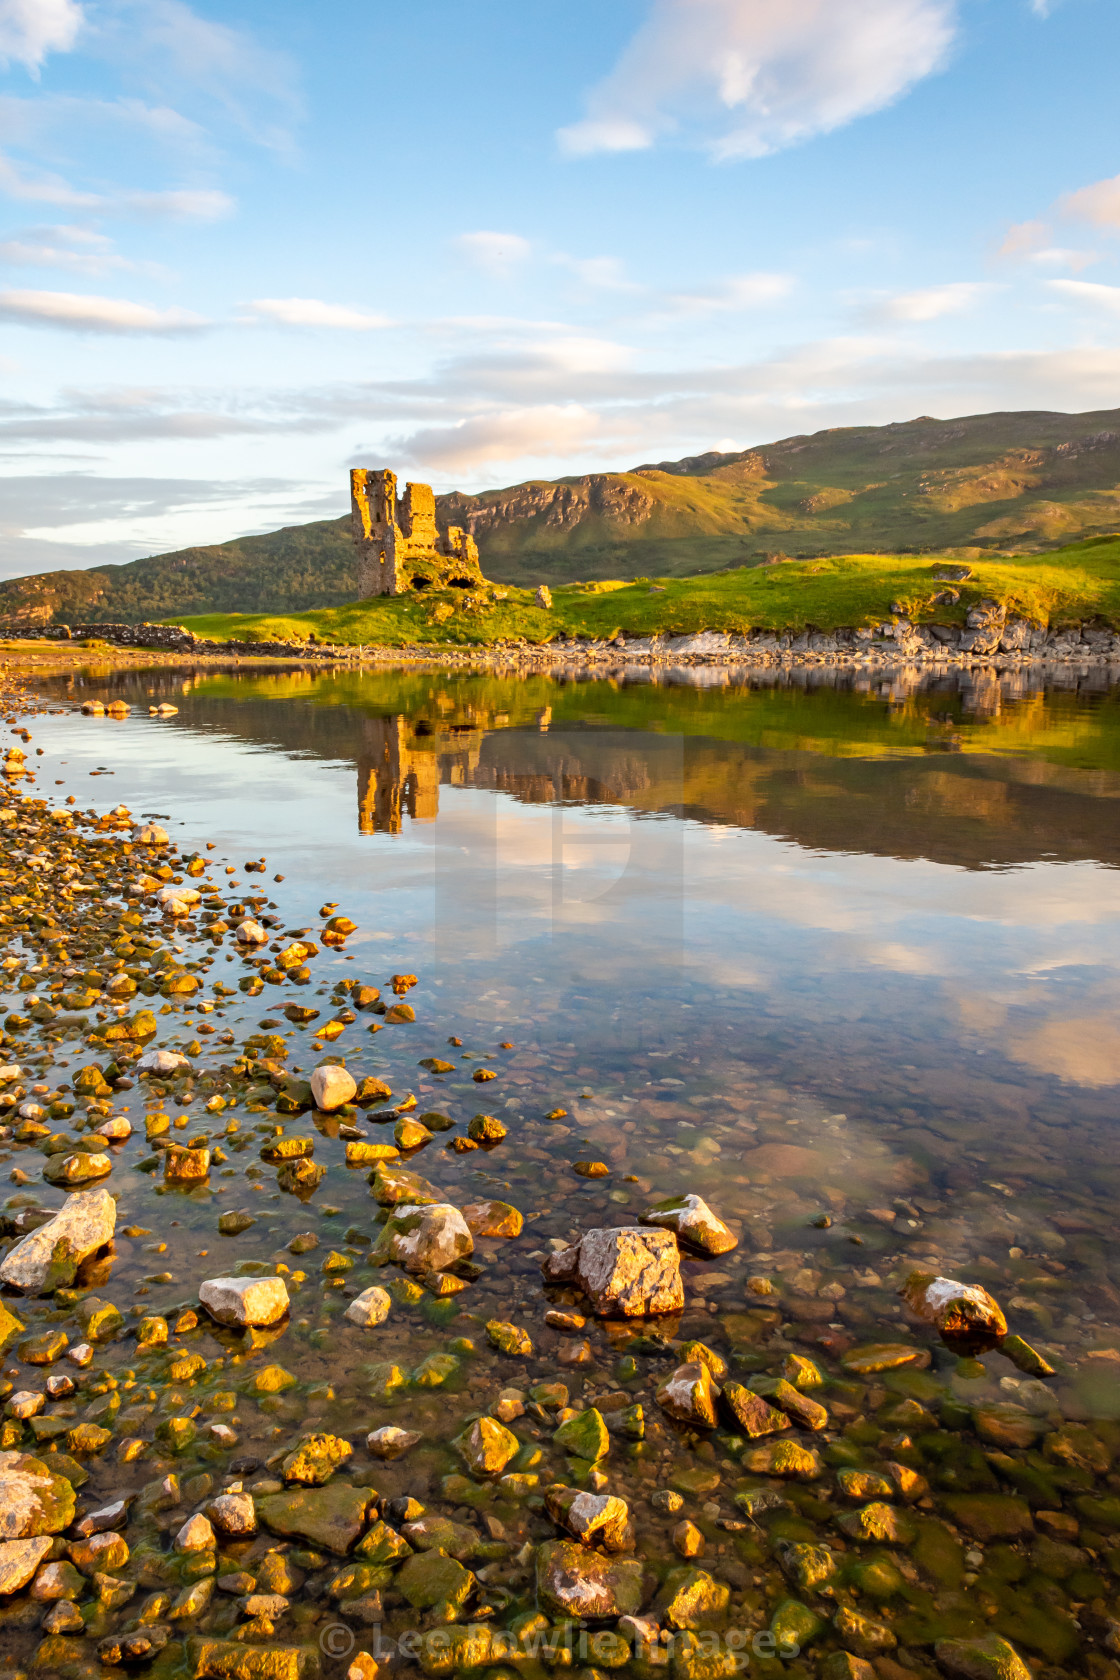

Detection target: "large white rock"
[198, 1275, 289, 1328]
[156, 885, 200, 910]
[374, 1202, 473, 1273]
[0, 1535, 53, 1594]
[206, 1491, 256, 1538]
[0, 1188, 116, 1294]
[641, 1193, 738, 1256]
[542, 1227, 683, 1318]
[174, 1513, 215, 1552]
[366, 1426, 420, 1460]
[311, 1065, 357, 1112]
[344, 1286, 391, 1328]
[235, 919, 268, 946]
[136, 1049, 191, 1076]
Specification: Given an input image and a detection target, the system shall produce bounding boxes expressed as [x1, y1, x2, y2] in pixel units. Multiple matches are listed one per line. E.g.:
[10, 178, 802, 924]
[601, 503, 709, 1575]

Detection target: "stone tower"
[350, 467, 485, 597]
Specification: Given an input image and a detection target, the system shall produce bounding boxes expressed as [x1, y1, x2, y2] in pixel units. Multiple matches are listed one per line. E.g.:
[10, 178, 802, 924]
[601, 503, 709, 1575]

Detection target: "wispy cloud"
[1047, 279, 1120, 315]
[0, 0, 85, 73]
[1060, 173, 1120, 231]
[875, 281, 993, 322]
[663, 271, 794, 315]
[0, 287, 207, 331]
[247, 297, 391, 331]
[557, 0, 957, 161]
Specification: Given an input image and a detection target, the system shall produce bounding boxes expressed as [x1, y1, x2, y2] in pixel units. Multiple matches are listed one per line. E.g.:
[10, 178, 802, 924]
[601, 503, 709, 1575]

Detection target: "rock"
[536, 1540, 644, 1620]
[218, 1211, 256, 1237]
[554, 1408, 610, 1462]
[0, 1534, 53, 1593]
[460, 1199, 523, 1238]
[235, 919, 269, 945]
[822, 1657, 877, 1680]
[312, 1065, 357, 1111]
[175, 1512, 216, 1552]
[345, 1286, 391, 1328]
[0, 1300, 22, 1353]
[396, 1549, 474, 1612]
[136, 1049, 192, 1076]
[43, 1150, 112, 1185]
[199, 1275, 289, 1327]
[543, 1226, 683, 1318]
[833, 1606, 897, 1657]
[756, 1376, 829, 1432]
[900, 1271, 1007, 1350]
[486, 1319, 532, 1356]
[659, 1566, 730, 1630]
[740, 1440, 823, 1479]
[721, 1382, 791, 1438]
[366, 1426, 420, 1460]
[164, 1145, 210, 1184]
[536, 585, 552, 609]
[546, 1485, 631, 1549]
[1000, 1334, 1055, 1377]
[394, 1116, 431, 1150]
[837, 1503, 916, 1544]
[185, 1638, 307, 1679]
[373, 1202, 472, 1273]
[934, 1634, 1032, 1680]
[778, 1541, 837, 1594]
[458, 1416, 519, 1476]
[256, 1483, 372, 1555]
[943, 1494, 1033, 1540]
[75, 1295, 123, 1342]
[837, 1469, 895, 1501]
[277, 1157, 325, 1194]
[468, 1113, 506, 1143]
[641, 1194, 737, 1255]
[0, 1451, 76, 1536]
[207, 1492, 256, 1538]
[370, 1162, 439, 1205]
[69, 1530, 128, 1573]
[657, 1362, 719, 1428]
[282, 1433, 352, 1485]
[840, 1343, 931, 1375]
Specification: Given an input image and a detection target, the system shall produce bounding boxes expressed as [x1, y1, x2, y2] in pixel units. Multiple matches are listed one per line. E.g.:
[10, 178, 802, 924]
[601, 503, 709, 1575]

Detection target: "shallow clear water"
[8, 657, 1120, 1670]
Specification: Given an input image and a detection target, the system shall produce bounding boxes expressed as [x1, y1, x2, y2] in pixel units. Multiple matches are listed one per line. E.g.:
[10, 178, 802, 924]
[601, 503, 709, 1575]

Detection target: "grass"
[168, 535, 1120, 648]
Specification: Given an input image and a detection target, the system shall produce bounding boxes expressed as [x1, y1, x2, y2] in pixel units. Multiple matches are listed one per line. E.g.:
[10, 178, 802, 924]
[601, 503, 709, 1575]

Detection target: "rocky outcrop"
[0, 1188, 116, 1294]
[542, 1226, 683, 1317]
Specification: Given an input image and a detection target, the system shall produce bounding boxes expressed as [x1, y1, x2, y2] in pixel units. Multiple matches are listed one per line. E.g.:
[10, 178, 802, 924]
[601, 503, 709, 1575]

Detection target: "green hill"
[4, 406, 1120, 624]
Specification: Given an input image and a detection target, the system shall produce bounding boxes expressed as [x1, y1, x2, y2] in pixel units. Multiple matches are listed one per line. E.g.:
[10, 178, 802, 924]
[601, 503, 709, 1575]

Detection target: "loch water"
[8, 655, 1120, 1672]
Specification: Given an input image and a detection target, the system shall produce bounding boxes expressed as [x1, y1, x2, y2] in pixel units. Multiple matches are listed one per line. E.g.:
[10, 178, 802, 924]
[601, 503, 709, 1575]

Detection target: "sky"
[0, 0, 1118, 576]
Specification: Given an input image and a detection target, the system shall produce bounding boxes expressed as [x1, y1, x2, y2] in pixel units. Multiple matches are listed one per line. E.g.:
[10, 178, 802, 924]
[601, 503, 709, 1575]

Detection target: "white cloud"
[0, 288, 207, 331]
[248, 297, 391, 331]
[1047, 279, 1120, 315]
[553, 254, 638, 291]
[0, 0, 84, 72]
[125, 187, 233, 220]
[665, 271, 794, 314]
[0, 151, 234, 218]
[1060, 173, 1120, 230]
[454, 231, 533, 277]
[387, 405, 607, 473]
[879, 281, 991, 321]
[557, 0, 956, 161]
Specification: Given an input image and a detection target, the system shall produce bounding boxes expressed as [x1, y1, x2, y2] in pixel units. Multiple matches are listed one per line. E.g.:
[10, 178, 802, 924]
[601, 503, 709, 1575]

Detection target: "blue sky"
[0, 0, 1118, 575]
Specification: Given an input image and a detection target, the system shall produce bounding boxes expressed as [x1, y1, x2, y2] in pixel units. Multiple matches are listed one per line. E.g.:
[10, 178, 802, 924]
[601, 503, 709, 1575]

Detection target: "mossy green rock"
[412, 1351, 460, 1388]
[934, 1634, 1032, 1680]
[670, 1633, 740, 1680]
[554, 1407, 609, 1462]
[659, 1567, 730, 1631]
[778, 1542, 837, 1594]
[837, 1502, 917, 1544]
[156, 1417, 197, 1454]
[75, 1296, 124, 1341]
[943, 1495, 1034, 1541]
[416, 1624, 493, 1676]
[281, 1432, 353, 1486]
[485, 1319, 532, 1357]
[770, 1599, 825, 1652]
[0, 1452, 76, 1535]
[185, 1638, 310, 1680]
[371, 1163, 439, 1206]
[457, 1415, 520, 1477]
[256, 1483, 372, 1556]
[17, 1328, 68, 1364]
[249, 1364, 298, 1395]
[366, 1361, 407, 1401]
[535, 1540, 643, 1620]
[396, 1549, 475, 1610]
[354, 1519, 413, 1564]
[833, 1605, 897, 1657]
[0, 1300, 24, 1353]
[741, 1439, 822, 1479]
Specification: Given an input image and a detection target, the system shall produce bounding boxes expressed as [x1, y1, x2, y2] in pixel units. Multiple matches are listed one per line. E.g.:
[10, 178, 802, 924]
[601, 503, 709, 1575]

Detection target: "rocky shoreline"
[5, 602, 1120, 674]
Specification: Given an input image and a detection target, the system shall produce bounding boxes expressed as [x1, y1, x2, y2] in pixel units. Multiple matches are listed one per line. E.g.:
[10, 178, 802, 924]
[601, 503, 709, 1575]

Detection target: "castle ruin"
[350, 467, 485, 597]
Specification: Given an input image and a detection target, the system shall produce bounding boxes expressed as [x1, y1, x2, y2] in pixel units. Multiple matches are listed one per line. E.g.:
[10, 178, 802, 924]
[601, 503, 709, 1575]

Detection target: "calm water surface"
[11, 658, 1120, 1665]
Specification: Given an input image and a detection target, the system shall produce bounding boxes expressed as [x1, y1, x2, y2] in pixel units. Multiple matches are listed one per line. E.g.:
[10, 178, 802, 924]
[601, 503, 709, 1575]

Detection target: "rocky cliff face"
[441, 475, 655, 541]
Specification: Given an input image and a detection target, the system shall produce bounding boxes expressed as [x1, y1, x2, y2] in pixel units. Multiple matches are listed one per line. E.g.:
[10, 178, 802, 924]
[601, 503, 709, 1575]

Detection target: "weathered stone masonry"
[350, 468, 485, 597]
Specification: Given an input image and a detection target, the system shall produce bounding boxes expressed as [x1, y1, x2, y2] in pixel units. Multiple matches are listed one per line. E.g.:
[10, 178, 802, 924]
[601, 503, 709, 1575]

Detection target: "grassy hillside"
[3, 406, 1120, 623]
[170, 535, 1120, 647]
